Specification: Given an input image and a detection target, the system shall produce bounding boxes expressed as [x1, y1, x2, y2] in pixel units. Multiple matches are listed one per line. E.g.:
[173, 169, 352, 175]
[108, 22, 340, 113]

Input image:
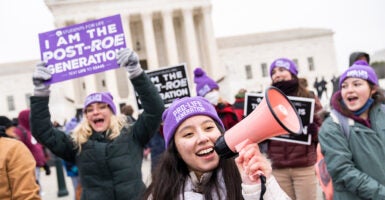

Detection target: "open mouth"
[196, 147, 214, 156]
[93, 118, 105, 125]
[347, 96, 358, 102]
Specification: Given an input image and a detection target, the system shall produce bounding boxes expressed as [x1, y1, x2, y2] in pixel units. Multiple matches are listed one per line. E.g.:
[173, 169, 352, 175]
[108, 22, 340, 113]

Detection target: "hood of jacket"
[18, 109, 30, 130]
[349, 52, 370, 66]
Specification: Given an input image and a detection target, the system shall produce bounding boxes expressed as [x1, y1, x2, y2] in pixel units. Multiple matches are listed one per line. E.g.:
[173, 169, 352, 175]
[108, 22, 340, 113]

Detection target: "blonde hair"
[71, 114, 127, 153]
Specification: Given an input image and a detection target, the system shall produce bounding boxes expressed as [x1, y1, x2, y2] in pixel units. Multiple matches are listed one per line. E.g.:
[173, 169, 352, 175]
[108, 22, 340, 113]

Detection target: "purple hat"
[194, 68, 219, 97]
[339, 60, 378, 88]
[83, 92, 117, 114]
[162, 96, 224, 148]
[269, 58, 298, 77]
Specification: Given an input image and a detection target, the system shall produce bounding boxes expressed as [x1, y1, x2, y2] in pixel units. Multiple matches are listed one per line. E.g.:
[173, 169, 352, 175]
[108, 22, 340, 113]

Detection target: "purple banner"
[38, 14, 126, 84]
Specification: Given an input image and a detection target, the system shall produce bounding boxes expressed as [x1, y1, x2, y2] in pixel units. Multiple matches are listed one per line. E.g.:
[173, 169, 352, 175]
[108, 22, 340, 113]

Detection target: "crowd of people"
[1, 47, 384, 200]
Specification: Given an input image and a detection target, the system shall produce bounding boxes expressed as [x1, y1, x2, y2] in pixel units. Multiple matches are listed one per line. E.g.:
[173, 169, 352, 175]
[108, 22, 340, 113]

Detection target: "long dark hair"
[143, 124, 243, 200]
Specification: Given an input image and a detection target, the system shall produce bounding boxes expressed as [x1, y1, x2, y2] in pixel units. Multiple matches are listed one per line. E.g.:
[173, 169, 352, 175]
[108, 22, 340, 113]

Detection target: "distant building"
[216, 28, 339, 102]
[0, 0, 341, 121]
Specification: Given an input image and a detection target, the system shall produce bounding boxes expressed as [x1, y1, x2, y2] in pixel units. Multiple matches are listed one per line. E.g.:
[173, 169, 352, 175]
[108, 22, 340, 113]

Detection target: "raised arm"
[116, 48, 165, 146]
[30, 62, 76, 162]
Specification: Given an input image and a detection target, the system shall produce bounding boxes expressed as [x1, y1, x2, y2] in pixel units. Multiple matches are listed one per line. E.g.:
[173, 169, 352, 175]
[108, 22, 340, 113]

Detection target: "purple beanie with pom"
[194, 68, 219, 97]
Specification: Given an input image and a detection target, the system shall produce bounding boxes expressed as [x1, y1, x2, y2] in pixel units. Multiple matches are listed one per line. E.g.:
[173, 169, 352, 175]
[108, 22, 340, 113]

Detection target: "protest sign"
[38, 14, 126, 84]
[136, 64, 191, 109]
[245, 92, 315, 145]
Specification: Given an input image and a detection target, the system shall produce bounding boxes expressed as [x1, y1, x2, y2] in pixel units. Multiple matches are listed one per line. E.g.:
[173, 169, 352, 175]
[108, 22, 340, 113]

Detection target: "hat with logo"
[269, 58, 298, 77]
[83, 92, 117, 114]
[339, 60, 378, 88]
[162, 96, 224, 148]
[194, 68, 219, 97]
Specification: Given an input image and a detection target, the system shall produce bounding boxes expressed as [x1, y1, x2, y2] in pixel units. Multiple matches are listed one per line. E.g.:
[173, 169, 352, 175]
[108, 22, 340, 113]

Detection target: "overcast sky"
[1, 0, 384, 72]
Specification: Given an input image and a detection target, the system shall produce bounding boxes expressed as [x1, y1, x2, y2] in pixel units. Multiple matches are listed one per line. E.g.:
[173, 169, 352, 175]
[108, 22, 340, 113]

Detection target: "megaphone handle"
[234, 138, 252, 153]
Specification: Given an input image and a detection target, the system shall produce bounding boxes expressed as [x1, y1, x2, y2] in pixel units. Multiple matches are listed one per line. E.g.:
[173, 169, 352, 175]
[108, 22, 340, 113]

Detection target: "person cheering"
[30, 48, 164, 200]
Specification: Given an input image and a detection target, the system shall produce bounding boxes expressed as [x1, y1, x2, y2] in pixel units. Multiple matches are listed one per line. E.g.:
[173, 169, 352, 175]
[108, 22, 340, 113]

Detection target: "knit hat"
[0, 116, 13, 129]
[269, 58, 298, 77]
[194, 68, 219, 97]
[83, 92, 117, 114]
[162, 96, 224, 148]
[339, 60, 378, 88]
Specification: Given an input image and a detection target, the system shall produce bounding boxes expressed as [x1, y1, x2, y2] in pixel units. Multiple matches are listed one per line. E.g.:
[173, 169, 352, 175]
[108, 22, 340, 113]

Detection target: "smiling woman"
[143, 96, 291, 200]
[29, 48, 165, 200]
[319, 60, 385, 200]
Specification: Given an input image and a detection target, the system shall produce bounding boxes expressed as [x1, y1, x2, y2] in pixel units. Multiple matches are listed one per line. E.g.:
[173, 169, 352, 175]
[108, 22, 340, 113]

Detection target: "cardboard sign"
[136, 64, 191, 108]
[245, 92, 315, 145]
[38, 14, 126, 84]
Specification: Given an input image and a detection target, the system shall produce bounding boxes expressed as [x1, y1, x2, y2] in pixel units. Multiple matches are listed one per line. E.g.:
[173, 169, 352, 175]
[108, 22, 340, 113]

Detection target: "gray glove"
[33, 62, 52, 96]
[117, 48, 143, 79]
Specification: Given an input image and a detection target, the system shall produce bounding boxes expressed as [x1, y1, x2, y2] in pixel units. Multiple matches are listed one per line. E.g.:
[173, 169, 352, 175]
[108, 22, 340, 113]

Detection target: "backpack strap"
[331, 104, 385, 141]
[330, 109, 350, 139]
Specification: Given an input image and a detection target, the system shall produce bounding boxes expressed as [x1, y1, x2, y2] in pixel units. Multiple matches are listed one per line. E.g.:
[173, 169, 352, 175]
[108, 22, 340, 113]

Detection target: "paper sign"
[136, 64, 191, 109]
[38, 14, 126, 84]
[245, 92, 315, 145]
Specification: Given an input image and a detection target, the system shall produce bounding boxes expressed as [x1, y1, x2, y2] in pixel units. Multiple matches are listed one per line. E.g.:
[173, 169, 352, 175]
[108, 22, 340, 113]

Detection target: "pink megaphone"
[214, 86, 303, 158]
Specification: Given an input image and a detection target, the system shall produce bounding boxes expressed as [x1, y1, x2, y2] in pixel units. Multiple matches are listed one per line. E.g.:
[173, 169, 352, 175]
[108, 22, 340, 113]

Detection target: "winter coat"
[175, 171, 290, 200]
[267, 80, 323, 168]
[319, 94, 385, 199]
[233, 97, 245, 120]
[215, 102, 239, 130]
[14, 109, 47, 167]
[30, 72, 164, 200]
[0, 137, 41, 200]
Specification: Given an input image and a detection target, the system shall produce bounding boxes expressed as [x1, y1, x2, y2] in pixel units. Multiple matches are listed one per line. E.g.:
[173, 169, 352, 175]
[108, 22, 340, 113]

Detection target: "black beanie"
[0, 116, 13, 129]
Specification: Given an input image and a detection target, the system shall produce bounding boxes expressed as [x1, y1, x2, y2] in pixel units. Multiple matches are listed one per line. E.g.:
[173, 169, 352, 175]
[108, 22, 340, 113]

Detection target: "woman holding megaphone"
[143, 96, 290, 200]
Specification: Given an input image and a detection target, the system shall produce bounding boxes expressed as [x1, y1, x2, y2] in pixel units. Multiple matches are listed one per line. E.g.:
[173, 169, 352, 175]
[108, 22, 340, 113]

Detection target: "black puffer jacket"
[30, 72, 164, 200]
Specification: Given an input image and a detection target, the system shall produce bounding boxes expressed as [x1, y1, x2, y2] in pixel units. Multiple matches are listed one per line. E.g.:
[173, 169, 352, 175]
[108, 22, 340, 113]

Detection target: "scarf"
[272, 79, 299, 96]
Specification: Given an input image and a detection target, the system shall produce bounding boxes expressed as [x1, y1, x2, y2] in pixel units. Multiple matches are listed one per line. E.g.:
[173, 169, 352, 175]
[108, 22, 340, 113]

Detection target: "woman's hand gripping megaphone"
[235, 143, 271, 184]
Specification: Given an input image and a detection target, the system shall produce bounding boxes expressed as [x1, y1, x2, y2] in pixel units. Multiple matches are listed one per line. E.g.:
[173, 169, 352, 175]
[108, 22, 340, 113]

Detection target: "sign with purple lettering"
[38, 14, 126, 84]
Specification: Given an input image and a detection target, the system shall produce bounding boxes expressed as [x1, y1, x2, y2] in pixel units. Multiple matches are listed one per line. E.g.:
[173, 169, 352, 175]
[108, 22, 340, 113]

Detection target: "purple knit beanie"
[269, 58, 298, 77]
[194, 68, 219, 97]
[83, 92, 117, 114]
[339, 60, 378, 88]
[162, 96, 224, 148]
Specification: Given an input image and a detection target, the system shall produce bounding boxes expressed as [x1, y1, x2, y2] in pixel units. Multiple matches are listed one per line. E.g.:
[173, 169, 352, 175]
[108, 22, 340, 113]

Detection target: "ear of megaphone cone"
[214, 86, 303, 159]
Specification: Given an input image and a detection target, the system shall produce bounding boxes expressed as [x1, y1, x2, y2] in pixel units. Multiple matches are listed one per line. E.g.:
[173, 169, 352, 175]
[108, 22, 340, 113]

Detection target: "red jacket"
[215, 102, 240, 130]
